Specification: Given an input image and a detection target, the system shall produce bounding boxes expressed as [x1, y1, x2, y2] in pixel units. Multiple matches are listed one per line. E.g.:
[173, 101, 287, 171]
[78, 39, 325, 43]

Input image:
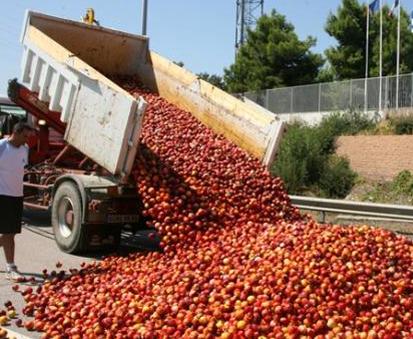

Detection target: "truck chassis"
[9, 80, 143, 254]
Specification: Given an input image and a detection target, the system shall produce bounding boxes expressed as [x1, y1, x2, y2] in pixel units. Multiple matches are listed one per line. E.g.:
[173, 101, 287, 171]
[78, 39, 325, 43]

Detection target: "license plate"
[107, 214, 140, 223]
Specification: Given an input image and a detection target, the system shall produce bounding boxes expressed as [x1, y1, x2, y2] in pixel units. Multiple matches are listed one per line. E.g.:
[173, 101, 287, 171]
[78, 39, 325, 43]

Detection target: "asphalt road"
[0, 210, 159, 338]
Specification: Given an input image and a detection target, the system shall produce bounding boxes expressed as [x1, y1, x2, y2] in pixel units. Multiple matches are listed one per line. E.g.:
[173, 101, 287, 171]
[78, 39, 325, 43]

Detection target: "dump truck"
[8, 11, 284, 253]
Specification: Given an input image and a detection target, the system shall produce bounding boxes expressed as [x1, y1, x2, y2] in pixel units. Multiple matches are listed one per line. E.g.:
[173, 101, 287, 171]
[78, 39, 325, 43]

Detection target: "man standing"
[0, 122, 32, 280]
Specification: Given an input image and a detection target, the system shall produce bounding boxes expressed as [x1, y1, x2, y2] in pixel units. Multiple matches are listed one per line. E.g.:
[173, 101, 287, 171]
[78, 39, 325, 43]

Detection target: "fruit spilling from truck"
[9, 12, 413, 338]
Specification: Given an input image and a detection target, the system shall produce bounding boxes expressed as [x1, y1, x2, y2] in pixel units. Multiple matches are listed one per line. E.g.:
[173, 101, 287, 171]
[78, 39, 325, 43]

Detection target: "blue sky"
[0, 0, 411, 95]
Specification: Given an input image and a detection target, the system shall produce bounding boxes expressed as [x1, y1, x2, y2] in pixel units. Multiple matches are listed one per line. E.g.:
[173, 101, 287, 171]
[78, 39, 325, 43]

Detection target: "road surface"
[0, 210, 159, 338]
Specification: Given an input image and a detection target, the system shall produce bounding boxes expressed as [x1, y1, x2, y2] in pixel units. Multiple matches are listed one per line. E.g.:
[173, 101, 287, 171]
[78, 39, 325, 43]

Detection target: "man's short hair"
[12, 121, 34, 134]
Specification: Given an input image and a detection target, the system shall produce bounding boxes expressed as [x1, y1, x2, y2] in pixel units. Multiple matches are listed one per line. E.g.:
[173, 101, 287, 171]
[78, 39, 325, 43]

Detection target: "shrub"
[390, 115, 413, 135]
[318, 155, 357, 198]
[392, 170, 413, 195]
[272, 122, 356, 198]
[371, 120, 395, 135]
[317, 110, 378, 153]
[272, 123, 325, 194]
[272, 110, 371, 198]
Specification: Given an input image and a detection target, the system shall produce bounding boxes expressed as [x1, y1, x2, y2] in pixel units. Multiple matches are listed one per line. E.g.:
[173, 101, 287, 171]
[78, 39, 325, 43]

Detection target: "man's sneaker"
[5, 268, 24, 282]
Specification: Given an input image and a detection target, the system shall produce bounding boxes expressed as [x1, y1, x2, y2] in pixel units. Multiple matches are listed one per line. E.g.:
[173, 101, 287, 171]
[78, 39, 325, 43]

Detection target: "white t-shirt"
[0, 139, 29, 197]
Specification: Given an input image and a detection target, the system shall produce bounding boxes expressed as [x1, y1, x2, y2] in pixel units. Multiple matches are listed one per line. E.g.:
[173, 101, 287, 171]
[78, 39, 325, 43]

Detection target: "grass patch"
[360, 171, 413, 205]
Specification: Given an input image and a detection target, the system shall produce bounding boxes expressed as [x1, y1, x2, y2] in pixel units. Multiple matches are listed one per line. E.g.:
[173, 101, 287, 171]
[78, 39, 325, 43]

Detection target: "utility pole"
[141, 0, 148, 36]
[396, 0, 401, 109]
[379, 0, 383, 114]
[235, 0, 264, 52]
[364, 2, 370, 113]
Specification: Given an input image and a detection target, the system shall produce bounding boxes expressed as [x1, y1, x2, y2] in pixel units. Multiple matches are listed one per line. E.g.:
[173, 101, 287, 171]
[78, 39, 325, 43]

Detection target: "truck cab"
[0, 96, 27, 137]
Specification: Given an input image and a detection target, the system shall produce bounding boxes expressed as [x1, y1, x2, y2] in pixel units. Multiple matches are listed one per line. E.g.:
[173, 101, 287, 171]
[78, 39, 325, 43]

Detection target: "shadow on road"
[22, 209, 161, 259]
[22, 209, 50, 228]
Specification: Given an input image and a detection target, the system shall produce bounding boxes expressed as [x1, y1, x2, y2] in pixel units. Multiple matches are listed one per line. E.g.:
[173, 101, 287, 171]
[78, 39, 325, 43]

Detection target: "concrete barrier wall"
[276, 110, 379, 126]
[274, 108, 413, 126]
[336, 135, 413, 180]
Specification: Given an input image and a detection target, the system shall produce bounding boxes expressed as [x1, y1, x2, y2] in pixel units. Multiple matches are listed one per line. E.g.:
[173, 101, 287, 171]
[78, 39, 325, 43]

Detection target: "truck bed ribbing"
[19, 10, 147, 178]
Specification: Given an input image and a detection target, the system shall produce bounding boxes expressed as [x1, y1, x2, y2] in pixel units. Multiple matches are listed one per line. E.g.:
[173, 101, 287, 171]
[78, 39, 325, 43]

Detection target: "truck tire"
[52, 182, 87, 254]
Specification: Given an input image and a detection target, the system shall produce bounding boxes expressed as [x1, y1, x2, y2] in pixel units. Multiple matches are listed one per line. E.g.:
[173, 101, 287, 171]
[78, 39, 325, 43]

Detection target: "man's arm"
[24, 144, 29, 168]
[0, 139, 7, 159]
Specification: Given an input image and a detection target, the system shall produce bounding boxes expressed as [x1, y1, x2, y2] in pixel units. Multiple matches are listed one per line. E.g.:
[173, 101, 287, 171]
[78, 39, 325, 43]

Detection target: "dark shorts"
[0, 195, 23, 234]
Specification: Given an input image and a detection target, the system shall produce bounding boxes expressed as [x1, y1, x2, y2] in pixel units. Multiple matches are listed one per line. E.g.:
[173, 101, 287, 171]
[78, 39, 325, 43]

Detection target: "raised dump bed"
[20, 11, 147, 179]
[21, 11, 283, 168]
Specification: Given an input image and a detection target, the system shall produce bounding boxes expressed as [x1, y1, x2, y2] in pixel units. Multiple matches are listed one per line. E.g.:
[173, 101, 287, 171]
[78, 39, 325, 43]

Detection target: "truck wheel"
[52, 182, 86, 253]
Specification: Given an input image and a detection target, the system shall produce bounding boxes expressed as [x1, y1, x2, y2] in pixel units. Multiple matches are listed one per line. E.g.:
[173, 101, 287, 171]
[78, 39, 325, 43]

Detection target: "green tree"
[197, 72, 226, 91]
[224, 10, 323, 93]
[316, 63, 337, 82]
[370, 6, 413, 76]
[324, 0, 366, 79]
[325, 0, 413, 79]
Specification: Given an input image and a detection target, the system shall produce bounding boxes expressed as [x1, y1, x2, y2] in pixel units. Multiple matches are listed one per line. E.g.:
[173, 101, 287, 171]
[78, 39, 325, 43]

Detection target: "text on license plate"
[107, 215, 140, 223]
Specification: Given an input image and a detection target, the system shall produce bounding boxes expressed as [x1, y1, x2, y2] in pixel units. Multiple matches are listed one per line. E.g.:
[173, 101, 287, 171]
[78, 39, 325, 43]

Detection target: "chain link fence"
[244, 73, 413, 114]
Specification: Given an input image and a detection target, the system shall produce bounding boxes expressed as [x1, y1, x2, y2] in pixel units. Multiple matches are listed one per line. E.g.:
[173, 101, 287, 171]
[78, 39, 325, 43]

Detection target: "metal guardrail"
[289, 195, 413, 222]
